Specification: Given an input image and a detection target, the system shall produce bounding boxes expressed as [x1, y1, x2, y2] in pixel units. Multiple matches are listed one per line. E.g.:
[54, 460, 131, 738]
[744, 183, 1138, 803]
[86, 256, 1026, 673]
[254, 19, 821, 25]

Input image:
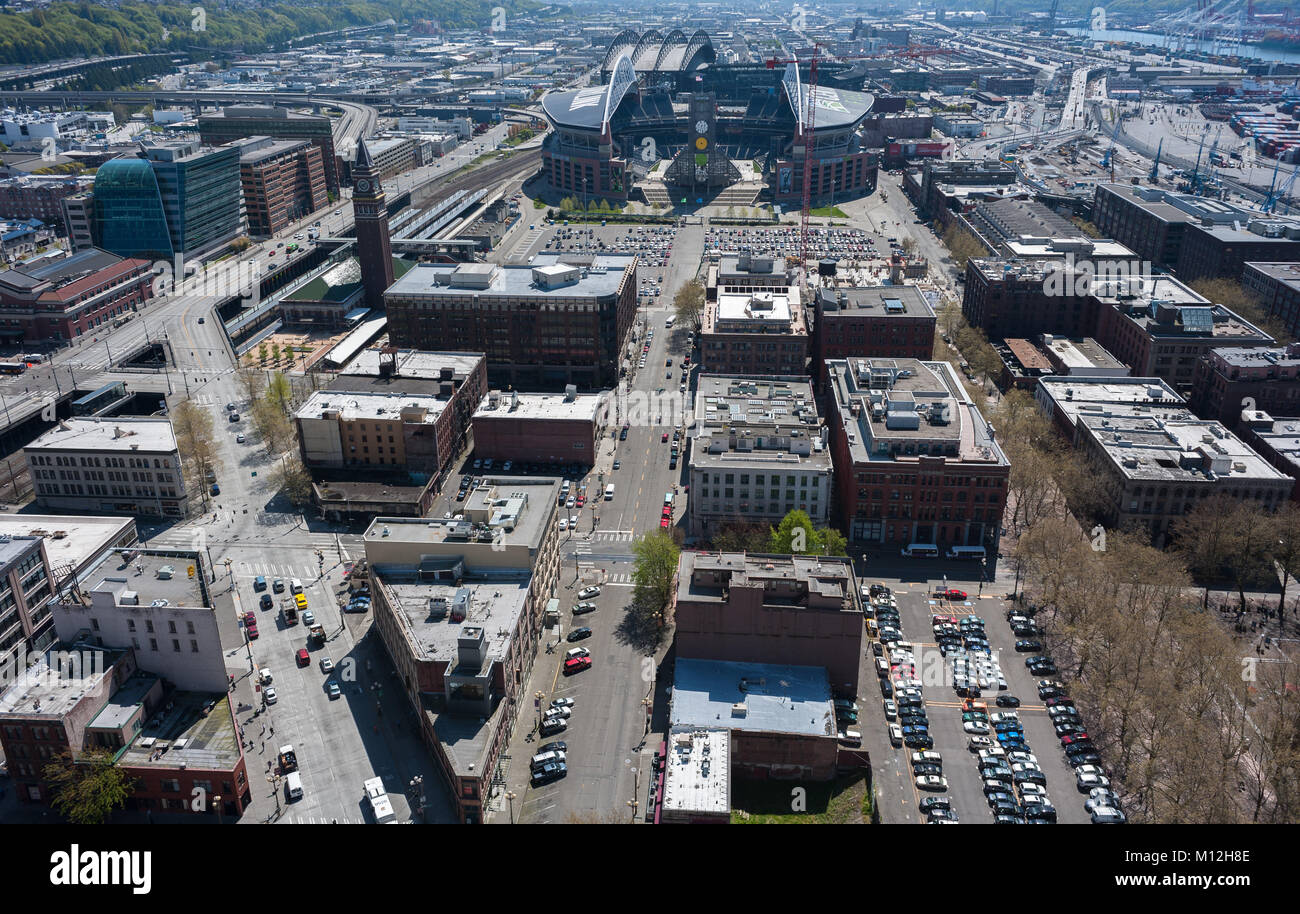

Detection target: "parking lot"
[704, 224, 912, 264]
[852, 565, 1097, 825]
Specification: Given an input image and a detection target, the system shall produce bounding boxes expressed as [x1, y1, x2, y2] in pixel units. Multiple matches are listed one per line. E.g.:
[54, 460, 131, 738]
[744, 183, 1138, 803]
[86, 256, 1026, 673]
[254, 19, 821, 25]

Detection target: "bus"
[900, 543, 939, 558]
[72, 381, 127, 417]
[0, 362, 25, 375]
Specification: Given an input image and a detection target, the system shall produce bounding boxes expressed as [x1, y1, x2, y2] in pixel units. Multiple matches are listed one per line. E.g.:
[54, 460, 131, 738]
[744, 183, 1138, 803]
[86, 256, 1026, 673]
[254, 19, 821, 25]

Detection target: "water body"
[1064, 27, 1300, 65]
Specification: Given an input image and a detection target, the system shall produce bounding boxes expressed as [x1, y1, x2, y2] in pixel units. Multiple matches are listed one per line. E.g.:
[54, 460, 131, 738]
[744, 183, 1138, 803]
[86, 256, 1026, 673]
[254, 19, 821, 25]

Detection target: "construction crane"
[1264, 166, 1299, 214]
[1100, 114, 1123, 180]
[766, 44, 824, 271]
[1149, 138, 1163, 182]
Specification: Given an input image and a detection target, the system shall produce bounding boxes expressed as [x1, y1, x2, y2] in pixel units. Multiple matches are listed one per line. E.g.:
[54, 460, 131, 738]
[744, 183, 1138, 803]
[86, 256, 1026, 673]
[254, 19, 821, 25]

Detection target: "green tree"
[172, 399, 220, 509]
[43, 749, 135, 825]
[942, 224, 988, 272]
[672, 279, 706, 330]
[767, 510, 848, 556]
[632, 530, 680, 612]
[270, 455, 313, 506]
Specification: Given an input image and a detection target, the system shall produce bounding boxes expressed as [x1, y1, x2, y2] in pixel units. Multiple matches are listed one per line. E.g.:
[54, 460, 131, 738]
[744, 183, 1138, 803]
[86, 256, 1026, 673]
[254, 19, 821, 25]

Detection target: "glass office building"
[92, 141, 244, 259]
[92, 158, 173, 259]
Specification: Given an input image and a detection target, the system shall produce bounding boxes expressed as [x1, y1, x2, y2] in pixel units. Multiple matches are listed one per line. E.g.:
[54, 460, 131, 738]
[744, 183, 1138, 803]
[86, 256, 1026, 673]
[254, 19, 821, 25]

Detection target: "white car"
[301, 610, 315, 626]
[967, 736, 994, 751]
[577, 586, 601, 600]
[543, 706, 572, 720]
[258, 668, 273, 684]
[963, 721, 989, 735]
[882, 699, 897, 721]
[320, 657, 334, 673]
[915, 775, 949, 791]
[889, 724, 903, 747]
[550, 698, 576, 709]
[910, 751, 942, 765]
[1019, 783, 1048, 800]
[264, 687, 278, 705]
[1077, 771, 1111, 791]
[558, 518, 569, 530]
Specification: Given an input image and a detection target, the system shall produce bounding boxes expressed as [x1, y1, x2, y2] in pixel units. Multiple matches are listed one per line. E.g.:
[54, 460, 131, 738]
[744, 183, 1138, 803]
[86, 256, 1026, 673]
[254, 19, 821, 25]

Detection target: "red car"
[662, 507, 672, 518]
[660, 518, 670, 528]
[576, 495, 585, 508]
[564, 656, 592, 675]
[661, 432, 669, 442]
[246, 624, 259, 640]
[296, 648, 310, 667]
[936, 588, 968, 601]
[243, 611, 256, 625]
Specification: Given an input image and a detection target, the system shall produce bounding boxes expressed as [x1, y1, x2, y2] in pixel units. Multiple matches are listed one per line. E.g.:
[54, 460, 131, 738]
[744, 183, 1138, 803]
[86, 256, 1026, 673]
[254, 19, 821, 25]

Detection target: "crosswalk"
[590, 530, 636, 542]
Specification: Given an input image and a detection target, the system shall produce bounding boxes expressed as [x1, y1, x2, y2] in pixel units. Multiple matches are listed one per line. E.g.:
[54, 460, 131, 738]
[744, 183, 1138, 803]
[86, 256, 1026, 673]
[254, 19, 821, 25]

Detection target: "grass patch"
[809, 205, 848, 218]
[730, 771, 873, 824]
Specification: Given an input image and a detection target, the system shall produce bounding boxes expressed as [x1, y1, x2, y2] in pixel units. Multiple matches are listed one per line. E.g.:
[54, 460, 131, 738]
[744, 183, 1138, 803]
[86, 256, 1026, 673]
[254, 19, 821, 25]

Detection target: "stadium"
[539, 30, 879, 208]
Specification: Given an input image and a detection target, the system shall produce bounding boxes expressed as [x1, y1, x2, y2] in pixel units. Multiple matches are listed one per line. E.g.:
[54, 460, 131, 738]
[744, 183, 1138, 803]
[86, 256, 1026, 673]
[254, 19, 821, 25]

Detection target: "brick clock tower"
[352, 139, 395, 310]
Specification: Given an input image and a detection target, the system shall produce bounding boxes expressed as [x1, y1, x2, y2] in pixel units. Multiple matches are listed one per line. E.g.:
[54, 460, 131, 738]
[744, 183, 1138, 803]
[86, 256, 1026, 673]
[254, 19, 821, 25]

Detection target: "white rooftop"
[25, 418, 177, 453]
[474, 390, 608, 422]
[297, 389, 448, 423]
[661, 729, 730, 817]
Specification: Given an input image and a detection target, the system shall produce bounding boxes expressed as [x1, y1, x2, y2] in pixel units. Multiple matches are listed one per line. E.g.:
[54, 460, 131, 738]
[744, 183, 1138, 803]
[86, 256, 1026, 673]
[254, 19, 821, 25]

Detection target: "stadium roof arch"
[599, 28, 714, 81]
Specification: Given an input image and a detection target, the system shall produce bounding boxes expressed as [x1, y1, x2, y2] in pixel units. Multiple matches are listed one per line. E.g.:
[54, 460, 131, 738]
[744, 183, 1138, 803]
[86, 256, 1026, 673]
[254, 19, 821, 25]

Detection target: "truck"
[307, 624, 326, 647]
[284, 601, 298, 625]
[278, 745, 298, 774]
[363, 776, 397, 824]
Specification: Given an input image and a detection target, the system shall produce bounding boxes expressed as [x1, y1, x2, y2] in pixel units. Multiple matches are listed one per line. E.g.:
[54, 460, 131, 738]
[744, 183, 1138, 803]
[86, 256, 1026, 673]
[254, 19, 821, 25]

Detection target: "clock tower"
[352, 139, 395, 311]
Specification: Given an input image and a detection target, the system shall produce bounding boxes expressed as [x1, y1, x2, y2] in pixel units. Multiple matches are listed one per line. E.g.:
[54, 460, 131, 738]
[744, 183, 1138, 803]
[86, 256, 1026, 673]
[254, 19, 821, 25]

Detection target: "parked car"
[566, 627, 593, 642]
[577, 586, 601, 600]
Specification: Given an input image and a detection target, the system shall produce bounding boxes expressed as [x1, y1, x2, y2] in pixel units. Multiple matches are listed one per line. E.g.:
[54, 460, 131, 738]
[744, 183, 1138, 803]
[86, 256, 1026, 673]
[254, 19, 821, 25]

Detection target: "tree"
[171, 399, 220, 508]
[712, 519, 770, 553]
[901, 237, 918, 255]
[269, 455, 313, 506]
[230, 236, 251, 253]
[43, 749, 135, 825]
[1190, 277, 1291, 344]
[767, 510, 849, 556]
[672, 279, 705, 330]
[266, 371, 292, 415]
[631, 530, 680, 613]
[941, 224, 987, 271]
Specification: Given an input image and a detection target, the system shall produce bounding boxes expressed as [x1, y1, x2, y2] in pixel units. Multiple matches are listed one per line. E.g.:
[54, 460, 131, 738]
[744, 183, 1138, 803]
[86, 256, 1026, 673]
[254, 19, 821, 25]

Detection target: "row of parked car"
[1007, 602, 1127, 824]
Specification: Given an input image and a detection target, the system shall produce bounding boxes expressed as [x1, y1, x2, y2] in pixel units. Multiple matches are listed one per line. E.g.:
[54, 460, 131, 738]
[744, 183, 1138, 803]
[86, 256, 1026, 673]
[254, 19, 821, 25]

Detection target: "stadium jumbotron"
[539, 30, 878, 209]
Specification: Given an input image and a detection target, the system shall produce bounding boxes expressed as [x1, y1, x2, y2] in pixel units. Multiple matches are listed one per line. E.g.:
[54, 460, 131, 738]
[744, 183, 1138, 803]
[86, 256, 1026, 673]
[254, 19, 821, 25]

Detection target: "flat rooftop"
[662, 728, 730, 817]
[377, 575, 529, 664]
[0, 646, 124, 719]
[1246, 261, 1300, 290]
[363, 478, 559, 553]
[1038, 376, 1189, 430]
[473, 390, 607, 422]
[25, 417, 177, 453]
[706, 290, 806, 335]
[386, 256, 633, 300]
[693, 375, 820, 430]
[1243, 414, 1300, 471]
[1001, 236, 1138, 261]
[814, 284, 935, 319]
[1081, 413, 1290, 483]
[1208, 344, 1300, 370]
[1043, 336, 1127, 372]
[116, 686, 242, 770]
[671, 658, 835, 738]
[827, 358, 1008, 466]
[341, 348, 484, 381]
[297, 389, 448, 423]
[676, 551, 857, 608]
[86, 548, 209, 609]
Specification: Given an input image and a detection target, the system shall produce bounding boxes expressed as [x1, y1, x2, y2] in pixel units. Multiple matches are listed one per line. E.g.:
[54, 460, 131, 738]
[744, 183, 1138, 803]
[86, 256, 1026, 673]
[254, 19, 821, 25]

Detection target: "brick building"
[0, 176, 91, 232]
[0, 248, 154, 344]
[671, 552, 864, 696]
[234, 136, 328, 238]
[1188, 344, 1300, 428]
[471, 388, 608, 465]
[385, 257, 637, 391]
[824, 358, 1010, 558]
[811, 283, 936, 379]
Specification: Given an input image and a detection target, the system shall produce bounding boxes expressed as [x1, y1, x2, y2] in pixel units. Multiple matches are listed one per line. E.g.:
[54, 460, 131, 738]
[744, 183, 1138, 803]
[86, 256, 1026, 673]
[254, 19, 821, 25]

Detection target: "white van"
[900, 543, 939, 558]
[604, 483, 615, 500]
[530, 750, 566, 770]
[838, 730, 862, 747]
[290, 578, 304, 595]
[947, 545, 987, 561]
[665, 315, 675, 328]
[284, 771, 303, 801]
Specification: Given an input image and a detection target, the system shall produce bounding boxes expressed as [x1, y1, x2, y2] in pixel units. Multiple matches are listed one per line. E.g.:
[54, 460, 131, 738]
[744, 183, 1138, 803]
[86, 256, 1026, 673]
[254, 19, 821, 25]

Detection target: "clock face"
[356, 179, 371, 194]
[695, 136, 708, 151]
[695, 119, 709, 135]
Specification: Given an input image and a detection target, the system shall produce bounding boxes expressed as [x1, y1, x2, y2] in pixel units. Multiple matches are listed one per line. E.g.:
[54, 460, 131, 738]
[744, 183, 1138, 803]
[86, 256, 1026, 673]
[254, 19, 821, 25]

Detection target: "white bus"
[947, 546, 986, 561]
[900, 543, 939, 558]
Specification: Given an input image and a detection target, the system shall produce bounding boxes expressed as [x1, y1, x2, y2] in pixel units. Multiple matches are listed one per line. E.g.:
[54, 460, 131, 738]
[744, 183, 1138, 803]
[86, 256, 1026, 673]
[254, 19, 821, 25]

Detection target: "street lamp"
[505, 790, 517, 824]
